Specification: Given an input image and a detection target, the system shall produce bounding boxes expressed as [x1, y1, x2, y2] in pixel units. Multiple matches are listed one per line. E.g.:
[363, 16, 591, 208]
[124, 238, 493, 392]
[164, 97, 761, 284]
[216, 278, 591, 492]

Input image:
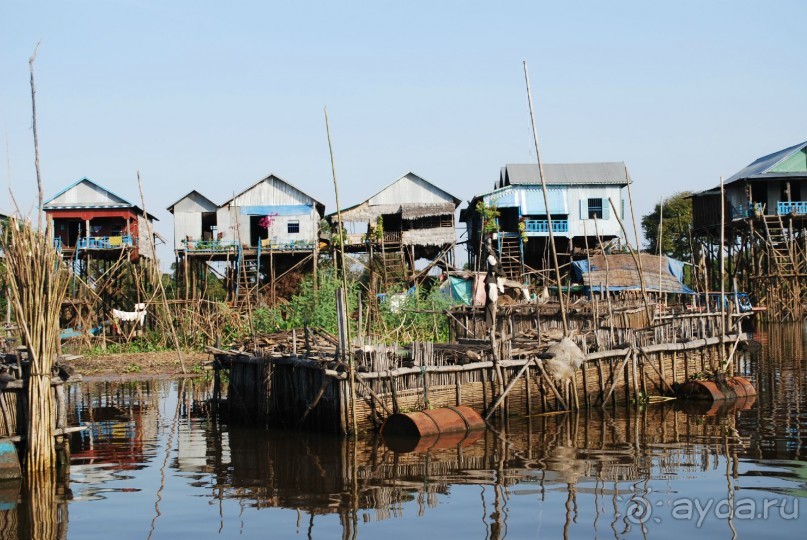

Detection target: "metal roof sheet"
[725, 140, 807, 184]
[501, 162, 630, 186]
[166, 190, 217, 213]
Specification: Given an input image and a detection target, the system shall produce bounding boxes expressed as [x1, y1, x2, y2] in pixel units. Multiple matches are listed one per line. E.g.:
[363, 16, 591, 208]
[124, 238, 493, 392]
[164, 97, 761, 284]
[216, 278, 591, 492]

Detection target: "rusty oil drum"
[381, 405, 485, 452]
[676, 376, 756, 402]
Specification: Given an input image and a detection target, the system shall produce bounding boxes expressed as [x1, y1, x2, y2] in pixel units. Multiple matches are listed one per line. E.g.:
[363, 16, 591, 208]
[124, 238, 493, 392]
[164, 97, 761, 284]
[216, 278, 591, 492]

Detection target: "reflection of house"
[44, 178, 159, 260]
[332, 172, 460, 285]
[168, 174, 325, 305]
[462, 163, 630, 280]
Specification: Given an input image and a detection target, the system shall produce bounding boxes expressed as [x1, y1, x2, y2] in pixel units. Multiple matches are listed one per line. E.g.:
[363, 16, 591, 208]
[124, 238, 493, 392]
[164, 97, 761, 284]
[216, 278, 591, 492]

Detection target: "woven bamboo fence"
[223, 320, 748, 434]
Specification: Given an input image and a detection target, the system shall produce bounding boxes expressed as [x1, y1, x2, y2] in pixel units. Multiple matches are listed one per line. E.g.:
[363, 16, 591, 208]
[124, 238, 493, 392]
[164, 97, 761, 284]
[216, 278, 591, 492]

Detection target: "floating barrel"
[676, 376, 756, 402]
[381, 406, 485, 453]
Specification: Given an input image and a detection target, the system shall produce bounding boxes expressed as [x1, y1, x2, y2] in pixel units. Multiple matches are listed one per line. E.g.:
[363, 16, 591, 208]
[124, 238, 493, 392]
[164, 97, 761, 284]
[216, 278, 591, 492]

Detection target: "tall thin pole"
[720, 176, 727, 363]
[324, 107, 357, 434]
[29, 42, 43, 231]
[658, 196, 664, 294]
[623, 167, 654, 323]
[523, 61, 568, 335]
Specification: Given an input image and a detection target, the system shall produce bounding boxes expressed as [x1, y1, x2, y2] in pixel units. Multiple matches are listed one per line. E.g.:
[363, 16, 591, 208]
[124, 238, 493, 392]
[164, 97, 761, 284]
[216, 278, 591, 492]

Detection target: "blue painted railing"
[777, 201, 807, 215]
[524, 219, 569, 234]
[77, 235, 135, 250]
[259, 238, 316, 251]
[53, 238, 62, 250]
[181, 238, 240, 252]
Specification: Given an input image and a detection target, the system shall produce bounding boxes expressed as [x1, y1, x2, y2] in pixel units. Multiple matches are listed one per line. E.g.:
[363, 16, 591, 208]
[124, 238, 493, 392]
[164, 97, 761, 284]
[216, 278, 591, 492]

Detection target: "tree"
[641, 191, 694, 262]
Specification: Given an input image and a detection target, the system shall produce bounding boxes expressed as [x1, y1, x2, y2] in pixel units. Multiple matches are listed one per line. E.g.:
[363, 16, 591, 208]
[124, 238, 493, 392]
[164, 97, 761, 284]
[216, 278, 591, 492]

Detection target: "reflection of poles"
[147, 379, 186, 540]
[21, 469, 59, 540]
[563, 485, 576, 540]
[725, 415, 738, 539]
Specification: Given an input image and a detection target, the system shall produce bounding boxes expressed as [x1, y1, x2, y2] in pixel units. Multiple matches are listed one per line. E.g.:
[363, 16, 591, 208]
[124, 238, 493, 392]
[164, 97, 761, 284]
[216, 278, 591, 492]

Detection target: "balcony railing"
[259, 238, 316, 251]
[77, 235, 136, 250]
[524, 219, 569, 234]
[777, 201, 807, 215]
[181, 238, 239, 252]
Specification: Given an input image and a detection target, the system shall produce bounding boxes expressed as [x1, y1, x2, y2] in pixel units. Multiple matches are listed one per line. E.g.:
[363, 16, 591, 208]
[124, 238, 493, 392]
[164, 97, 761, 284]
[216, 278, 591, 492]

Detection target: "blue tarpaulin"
[572, 255, 695, 294]
[438, 276, 474, 305]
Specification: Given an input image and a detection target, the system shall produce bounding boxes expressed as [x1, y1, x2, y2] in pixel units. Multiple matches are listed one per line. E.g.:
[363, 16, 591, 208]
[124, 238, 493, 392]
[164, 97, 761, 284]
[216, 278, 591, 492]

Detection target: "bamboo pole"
[28, 42, 44, 231]
[593, 217, 615, 343]
[1, 218, 69, 470]
[609, 197, 653, 324]
[622, 168, 654, 322]
[720, 176, 727, 367]
[137, 171, 186, 373]
[324, 107, 357, 435]
[658, 196, 664, 295]
[523, 60, 568, 336]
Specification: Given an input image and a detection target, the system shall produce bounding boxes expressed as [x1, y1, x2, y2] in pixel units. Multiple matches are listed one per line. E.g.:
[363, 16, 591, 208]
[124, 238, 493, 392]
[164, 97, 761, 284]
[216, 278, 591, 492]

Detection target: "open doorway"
[249, 215, 265, 247]
[201, 212, 217, 240]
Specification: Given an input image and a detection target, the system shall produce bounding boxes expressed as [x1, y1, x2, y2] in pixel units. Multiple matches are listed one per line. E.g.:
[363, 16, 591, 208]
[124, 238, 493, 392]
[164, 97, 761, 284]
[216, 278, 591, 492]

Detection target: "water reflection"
[0, 323, 805, 538]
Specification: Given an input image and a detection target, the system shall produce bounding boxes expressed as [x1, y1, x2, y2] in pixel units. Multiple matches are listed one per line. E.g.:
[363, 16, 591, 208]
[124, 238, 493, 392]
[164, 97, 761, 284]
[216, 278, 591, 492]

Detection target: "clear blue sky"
[2, 0, 805, 265]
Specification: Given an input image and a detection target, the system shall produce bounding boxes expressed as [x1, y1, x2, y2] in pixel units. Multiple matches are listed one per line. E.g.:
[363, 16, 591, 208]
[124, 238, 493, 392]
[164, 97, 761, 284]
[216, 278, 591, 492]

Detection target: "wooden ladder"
[497, 236, 523, 280]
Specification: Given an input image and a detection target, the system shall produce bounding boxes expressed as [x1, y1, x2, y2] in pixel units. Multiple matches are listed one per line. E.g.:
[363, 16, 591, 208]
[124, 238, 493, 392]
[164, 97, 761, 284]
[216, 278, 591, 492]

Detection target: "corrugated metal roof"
[166, 190, 217, 213]
[44, 177, 133, 207]
[725, 140, 807, 184]
[220, 174, 325, 215]
[43, 178, 158, 221]
[501, 162, 630, 186]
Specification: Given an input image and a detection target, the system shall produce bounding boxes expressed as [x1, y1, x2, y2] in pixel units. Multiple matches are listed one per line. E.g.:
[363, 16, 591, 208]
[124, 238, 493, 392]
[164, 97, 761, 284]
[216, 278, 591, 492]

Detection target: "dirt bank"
[62, 350, 211, 379]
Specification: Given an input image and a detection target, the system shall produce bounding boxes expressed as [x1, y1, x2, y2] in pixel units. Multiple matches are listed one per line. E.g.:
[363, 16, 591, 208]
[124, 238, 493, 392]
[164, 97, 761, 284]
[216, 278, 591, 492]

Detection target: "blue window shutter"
[603, 200, 611, 220]
[579, 199, 586, 219]
[621, 199, 625, 220]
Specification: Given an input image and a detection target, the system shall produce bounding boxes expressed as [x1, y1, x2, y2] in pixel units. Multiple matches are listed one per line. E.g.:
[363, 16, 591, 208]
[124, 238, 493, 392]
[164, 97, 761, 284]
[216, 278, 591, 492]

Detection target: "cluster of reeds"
[0, 217, 70, 470]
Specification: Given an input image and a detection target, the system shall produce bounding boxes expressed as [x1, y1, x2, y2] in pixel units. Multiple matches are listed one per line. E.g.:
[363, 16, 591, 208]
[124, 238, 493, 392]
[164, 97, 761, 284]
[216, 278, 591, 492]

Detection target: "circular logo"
[625, 497, 653, 524]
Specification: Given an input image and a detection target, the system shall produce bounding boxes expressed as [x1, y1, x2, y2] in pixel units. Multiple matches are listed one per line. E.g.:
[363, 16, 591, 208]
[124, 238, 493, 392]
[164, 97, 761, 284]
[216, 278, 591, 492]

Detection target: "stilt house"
[168, 174, 325, 305]
[462, 163, 630, 280]
[44, 178, 159, 260]
[692, 140, 807, 232]
[691, 140, 807, 320]
[331, 172, 461, 284]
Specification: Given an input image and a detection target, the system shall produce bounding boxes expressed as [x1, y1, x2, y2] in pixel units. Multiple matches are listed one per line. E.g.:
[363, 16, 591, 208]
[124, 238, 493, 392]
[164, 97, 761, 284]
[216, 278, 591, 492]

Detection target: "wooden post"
[523, 61, 569, 336]
[719, 176, 727, 367]
[325, 107, 357, 435]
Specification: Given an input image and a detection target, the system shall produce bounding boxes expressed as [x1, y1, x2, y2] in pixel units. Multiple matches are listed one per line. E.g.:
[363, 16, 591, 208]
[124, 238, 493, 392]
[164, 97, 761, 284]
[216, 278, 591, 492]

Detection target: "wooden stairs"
[497, 235, 523, 280]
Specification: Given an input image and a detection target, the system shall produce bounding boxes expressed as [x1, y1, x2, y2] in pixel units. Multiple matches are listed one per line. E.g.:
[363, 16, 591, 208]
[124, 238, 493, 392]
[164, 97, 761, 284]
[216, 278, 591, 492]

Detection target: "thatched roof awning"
[337, 203, 399, 222]
[572, 253, 694, 294]
[402, 228, 455, 247]
[401, 202, 456, 219]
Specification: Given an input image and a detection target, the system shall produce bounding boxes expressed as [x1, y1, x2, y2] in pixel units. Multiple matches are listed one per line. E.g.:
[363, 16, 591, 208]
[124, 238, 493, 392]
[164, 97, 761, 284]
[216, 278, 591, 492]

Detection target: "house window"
[588, 198, 603, 219]
[287, 220, 300, 234]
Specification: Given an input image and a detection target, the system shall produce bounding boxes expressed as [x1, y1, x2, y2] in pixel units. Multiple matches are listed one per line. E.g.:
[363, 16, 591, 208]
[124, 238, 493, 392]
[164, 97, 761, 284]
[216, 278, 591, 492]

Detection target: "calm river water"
[2, 323, 806, 539]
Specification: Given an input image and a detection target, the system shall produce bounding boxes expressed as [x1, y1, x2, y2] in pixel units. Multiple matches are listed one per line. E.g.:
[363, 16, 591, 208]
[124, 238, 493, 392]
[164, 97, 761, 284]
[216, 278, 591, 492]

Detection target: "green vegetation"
[250, 264, 452, 343]
[641, 191, 694, 262]
[476, 201, 500, 234]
